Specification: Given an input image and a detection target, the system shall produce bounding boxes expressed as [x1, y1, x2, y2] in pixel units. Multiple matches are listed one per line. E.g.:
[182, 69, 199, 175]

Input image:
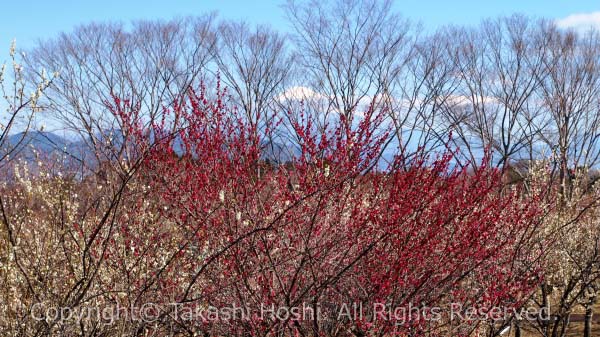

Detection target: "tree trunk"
[584, 304, 593, 337]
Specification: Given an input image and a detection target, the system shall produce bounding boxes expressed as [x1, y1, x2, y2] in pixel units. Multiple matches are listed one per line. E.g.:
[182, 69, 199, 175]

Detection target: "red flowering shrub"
[107, 83, 544, 336]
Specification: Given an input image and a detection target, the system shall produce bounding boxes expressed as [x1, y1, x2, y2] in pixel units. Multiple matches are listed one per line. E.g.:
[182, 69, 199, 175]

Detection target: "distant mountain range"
[1, 131, 92, 164]
[1, 131, 300, 166]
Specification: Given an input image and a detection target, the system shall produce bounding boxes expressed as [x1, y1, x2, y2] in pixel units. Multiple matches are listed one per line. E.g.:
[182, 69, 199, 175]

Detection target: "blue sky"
[2, 0, 600, 55]
[2, 1, 600, 132]
[1, 0, 599, 136]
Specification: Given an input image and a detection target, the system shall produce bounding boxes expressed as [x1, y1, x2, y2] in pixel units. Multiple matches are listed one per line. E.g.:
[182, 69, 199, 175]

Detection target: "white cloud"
[556, 12, 600, 31]
[276, 86, 326, 102]
[444, 94, 498, 107]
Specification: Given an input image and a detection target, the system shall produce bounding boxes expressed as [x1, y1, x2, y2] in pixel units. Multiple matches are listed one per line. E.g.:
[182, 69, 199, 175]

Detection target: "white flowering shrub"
[0, 156, 172, 335]
[521, 162, 600, 335]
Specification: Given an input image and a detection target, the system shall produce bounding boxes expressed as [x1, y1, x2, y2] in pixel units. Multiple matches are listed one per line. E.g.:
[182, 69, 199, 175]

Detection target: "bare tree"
[535, 25, 600, 200]
[213, 21, 293, 133]
[384, 30, 461, 159]
[441, 16, 550, 168]
[285, 0, 411, 126]
[23, 16, 217, 170]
